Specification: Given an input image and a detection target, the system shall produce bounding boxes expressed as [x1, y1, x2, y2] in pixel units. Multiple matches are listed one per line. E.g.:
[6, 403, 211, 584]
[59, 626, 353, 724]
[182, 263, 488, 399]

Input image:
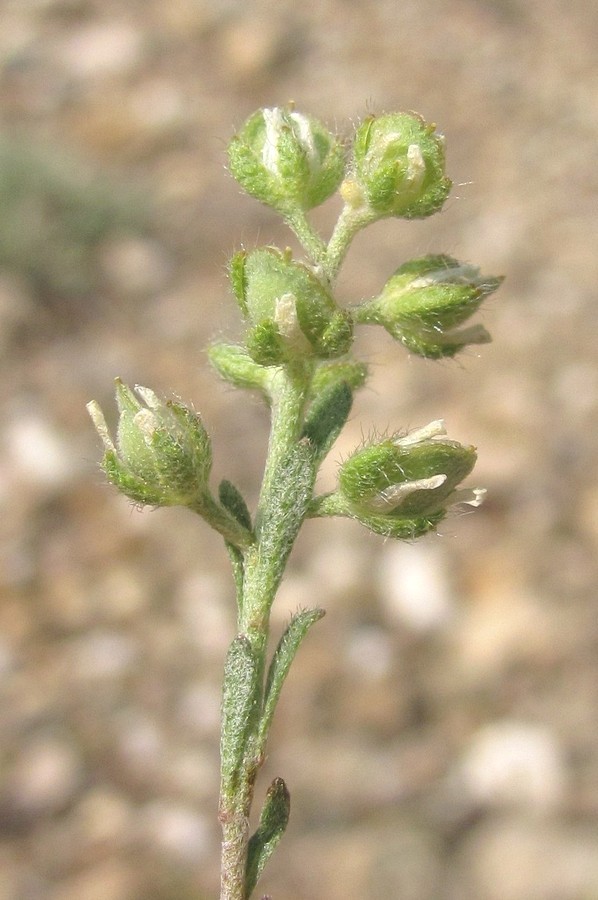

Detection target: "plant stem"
[219, 364, 312, 900]
[324, 204, 375, 280]
[283, 209, 328, 270]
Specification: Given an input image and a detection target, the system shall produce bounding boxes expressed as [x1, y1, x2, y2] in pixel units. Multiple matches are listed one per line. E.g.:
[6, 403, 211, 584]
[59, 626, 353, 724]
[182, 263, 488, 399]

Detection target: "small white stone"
[140, 801, 212, 863]
[8, 736, 82, 815]
[344, 626, 394, 680]
[378, 541, 453, 632]
[176, 681, 221, 737]
[71, 631, 139, 681]
[6, 413, 73, 488]
[460, 720, 566, 811]
[59, 23, 144, 78]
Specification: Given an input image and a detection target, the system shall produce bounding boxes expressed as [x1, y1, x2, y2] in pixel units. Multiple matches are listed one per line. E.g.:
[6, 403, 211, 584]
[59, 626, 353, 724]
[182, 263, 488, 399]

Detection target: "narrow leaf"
[258, 607, 325, 747]
[220, 635, 261, 798]
[301, 381, 353, 463]
[257, 440, 317, 593]
[219, 481, 253, 609]
[219, 479, 253, 532]
[246, 777, 291, 897]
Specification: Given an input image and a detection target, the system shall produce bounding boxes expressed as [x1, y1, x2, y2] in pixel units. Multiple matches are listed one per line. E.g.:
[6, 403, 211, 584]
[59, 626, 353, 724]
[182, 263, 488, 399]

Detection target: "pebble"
[5, 412, 75, 490]
[176, 572, 234, 657]
[5, 734, 82, 817]
[139, 800, 212, 864]
[176, 680, 221, 737]
[73, 787, 134, 849]
[99, 236, 174, 297]
[457, 816, 598, 900]
[58, 23, 144, 79]
[69, 630, 139, 681]
[377, 540, 454, 632]
[344, 625, 394, 681]
[458, 720, 566, 812]
[49, 860, 137, 900]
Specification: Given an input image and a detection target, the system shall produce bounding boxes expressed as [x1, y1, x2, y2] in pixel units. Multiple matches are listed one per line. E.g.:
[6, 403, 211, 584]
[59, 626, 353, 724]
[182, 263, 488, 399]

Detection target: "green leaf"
[302, 381, 353, 463]
[220, 636, 261, 798]
[219, 480, 252, 532]
[245, 778, 291, 897]
[219, 480, 252, 610]
[256, 440, 316, 593]
[259, 608, 325, 748]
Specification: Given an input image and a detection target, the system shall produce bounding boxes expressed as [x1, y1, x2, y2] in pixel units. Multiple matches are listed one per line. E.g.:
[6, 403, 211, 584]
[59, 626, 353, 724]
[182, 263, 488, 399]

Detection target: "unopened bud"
[351, 112, 451, 219]
[228, 106, 345, 213]
[231, 247, 353, 364]
[329, 422, 481, 538]
[87, 380, 212, 507]
[355, 254, 502, 358]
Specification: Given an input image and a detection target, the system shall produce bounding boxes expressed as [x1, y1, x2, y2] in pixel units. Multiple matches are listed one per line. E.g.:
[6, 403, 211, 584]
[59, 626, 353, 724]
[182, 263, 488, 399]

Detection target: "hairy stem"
[219, 365, 313, 900]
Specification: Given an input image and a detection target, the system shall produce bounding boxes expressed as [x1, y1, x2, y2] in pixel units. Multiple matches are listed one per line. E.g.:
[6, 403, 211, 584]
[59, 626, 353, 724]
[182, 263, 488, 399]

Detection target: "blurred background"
[0, 1, 597, 898]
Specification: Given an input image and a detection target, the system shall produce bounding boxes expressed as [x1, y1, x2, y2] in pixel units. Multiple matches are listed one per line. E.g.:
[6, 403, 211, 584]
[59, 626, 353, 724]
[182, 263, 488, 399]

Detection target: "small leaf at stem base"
[246, 777, 291, 897]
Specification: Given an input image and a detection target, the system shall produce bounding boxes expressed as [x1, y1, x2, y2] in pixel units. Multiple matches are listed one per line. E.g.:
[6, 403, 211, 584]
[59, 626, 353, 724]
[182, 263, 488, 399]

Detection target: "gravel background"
[1, 1, 597, 898]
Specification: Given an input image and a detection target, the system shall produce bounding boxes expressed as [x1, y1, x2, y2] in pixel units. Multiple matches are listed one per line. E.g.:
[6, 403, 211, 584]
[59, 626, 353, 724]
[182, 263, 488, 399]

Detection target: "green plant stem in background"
[88, 105, 501, 899]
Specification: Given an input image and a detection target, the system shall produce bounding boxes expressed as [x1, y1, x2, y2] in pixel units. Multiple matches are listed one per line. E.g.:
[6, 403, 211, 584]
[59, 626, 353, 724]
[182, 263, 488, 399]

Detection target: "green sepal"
[228, 106, 345, 214]
[310, 359, 368, 398]
[102, 448, 164, 506]
[241, 247, 353, 361]
[306, 308, 353, 359]
[258, 608, 325, 749]
[355, 254, 502, 358]
[207, 342, 270, 395]
[229, 250, 249, 316]
[246, 321, 289, 367]
[399, 324, 491, 359]
[302, 381, 353, 464]
[93, 382, 213, 508]
[149, 402, 213, 497]
[220, 636, 261, 798]
[245, 778, 291, 897]
[309, 490, 448, 539]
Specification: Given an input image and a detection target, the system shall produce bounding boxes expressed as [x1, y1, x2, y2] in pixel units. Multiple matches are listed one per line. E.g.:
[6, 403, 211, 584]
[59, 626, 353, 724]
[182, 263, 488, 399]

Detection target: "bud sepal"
[88, 381, 254, 548]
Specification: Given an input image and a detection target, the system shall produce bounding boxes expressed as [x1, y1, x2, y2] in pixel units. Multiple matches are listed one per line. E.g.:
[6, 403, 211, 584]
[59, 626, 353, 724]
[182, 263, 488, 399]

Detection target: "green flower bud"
[233, 247, 353, 363]
[320, 421, 484, 539]
[228, 106, 345, 213]
[350, 113, 451, 219]
[87, 379, 212, 507]
[356, 254, 503, 358]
